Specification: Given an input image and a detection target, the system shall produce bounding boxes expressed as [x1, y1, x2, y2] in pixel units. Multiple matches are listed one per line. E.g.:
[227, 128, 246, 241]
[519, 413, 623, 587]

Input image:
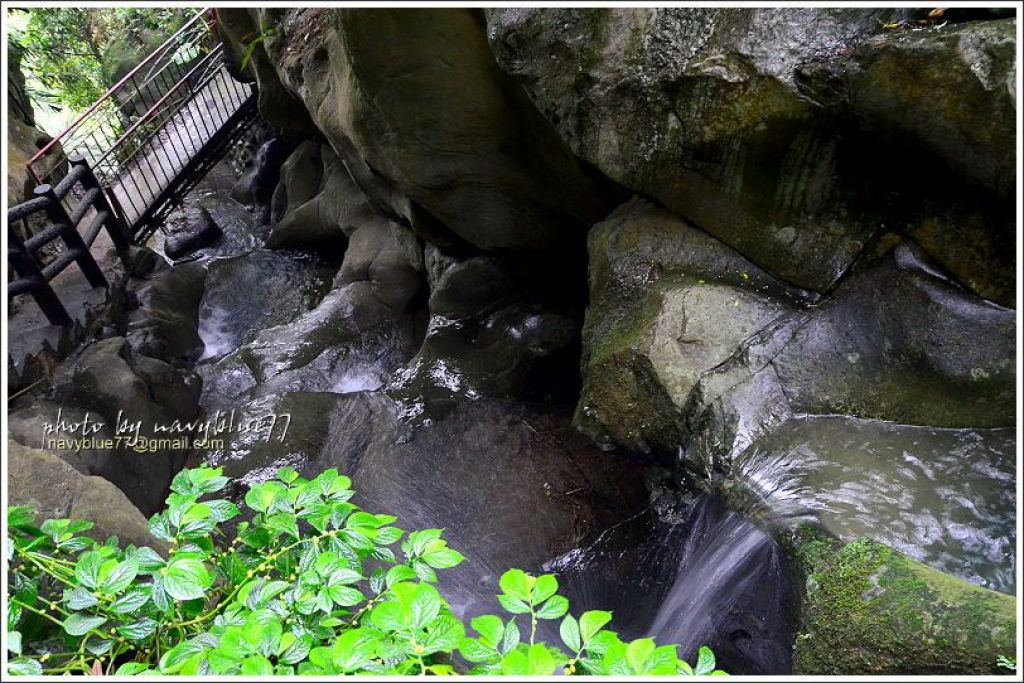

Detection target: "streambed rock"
[788, 528, 1016, 675]
[389, 247, 585, 422]
[197, 249, 337, 361]
[126, 262, 206, 363]
[743, 417, 1016, 593]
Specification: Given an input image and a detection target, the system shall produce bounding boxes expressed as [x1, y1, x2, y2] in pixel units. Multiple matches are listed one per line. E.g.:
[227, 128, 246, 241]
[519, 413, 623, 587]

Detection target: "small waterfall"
[646, 497, 792, 670]
[547, 495, 796, 675]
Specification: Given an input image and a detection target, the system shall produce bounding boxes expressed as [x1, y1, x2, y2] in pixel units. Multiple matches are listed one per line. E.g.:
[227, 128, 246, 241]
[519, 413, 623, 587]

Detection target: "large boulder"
[487, 10, 1016, 303]
[575, 197, 804, 454]
[49, 337, 202, 515]
[788, 528, 1016, 675]
[576, 198, 1016, 458]
[126, 262, 207, 363]
[8, 440, 167, 552]
[217, 7, 609, 252]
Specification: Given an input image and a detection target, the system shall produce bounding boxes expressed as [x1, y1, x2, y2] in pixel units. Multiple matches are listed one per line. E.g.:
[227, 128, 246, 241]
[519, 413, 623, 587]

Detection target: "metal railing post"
[34, 184, 108, 289]
[7, 225, 72, 326]
[69, 154, 134, 256]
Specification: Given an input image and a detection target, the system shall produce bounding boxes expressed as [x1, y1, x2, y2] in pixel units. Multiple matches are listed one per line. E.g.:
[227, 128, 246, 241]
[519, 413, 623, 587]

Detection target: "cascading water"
[547, 495, 796, 675]
[647, 498, 792, 671]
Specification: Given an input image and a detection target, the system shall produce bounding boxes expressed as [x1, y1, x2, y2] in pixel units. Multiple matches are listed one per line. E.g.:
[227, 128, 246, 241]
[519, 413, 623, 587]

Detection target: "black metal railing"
[26, 8, 255, 237]
[10, 7, 261, 326]
[8, 155, 132, 326]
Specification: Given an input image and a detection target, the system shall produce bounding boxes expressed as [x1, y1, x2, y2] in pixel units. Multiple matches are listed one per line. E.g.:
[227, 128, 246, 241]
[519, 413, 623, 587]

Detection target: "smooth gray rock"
[218, 7, 609, 252]
[126, 262, 207, 363]
[8, 439, 167, 552]
[487, 9, 1015, 304]
[50, 337, 202, 515]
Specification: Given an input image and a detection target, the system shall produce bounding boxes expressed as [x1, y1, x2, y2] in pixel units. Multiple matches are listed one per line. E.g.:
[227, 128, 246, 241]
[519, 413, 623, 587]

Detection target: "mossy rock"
[790, 528, 1016, 675]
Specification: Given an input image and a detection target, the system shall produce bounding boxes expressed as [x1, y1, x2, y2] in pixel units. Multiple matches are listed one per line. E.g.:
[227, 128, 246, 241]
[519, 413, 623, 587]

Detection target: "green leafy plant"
[6, 465, 726, 676]
[997, 655, 1016, 672]
[239, 25, 277, 71]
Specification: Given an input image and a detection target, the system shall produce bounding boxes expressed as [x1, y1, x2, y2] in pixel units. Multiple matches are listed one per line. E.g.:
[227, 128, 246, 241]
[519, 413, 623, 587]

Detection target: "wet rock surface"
[749, 417, 1016, 593]
[126, 261, 207, 363]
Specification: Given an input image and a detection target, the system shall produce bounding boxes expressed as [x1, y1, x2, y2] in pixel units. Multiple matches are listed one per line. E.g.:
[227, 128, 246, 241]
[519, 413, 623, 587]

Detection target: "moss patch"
[791, 528, 1016, 675]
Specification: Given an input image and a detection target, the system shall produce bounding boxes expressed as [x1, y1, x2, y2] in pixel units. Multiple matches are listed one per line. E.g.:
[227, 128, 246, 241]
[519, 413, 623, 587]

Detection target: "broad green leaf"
[422, 615, 464, 654]
[695, 645, 716, 675]
[497, 593, 531, 614]
[560, 614, 581, 652]
[109, 589, 149, 614]
[6, 658, 42, 676]
[62, 612, 105, 636]
[128, 546, 165, 573]
[370, 601, 405, 632]
[526, 643, 558, 674]
[163, 555, 211, 601]
[276, 466, 300, 484]
[408, 583, 443, 629]
[626, 637, 656, 672]
[101, 558, 138, 594]
[471, 614, 503, 647]
[245, 481, 286, 514]
[7, 507, 34, 528]
[118, 617, 157, 641]
[241, 654, 274, 676]
[280, 634, 312, 665]
[501, 618, 520, 655]
[535, 594, 569, 620]
[531, 574, 559, 603]
[580, 610, 613, 642]
[7, 631, 21, 655]
[499, 568, 532, 601]
[114, 662, 152, 675]
[205, 499, 240, 523]
[385, 564, 417, 588]
[326, 585, 363, 607]
[500, 649, 529, 676]
[74, 551, 103, 588]
[65, 586, 98, 610]
[459, 637, 498, 663]
[422, 547, 464, 569]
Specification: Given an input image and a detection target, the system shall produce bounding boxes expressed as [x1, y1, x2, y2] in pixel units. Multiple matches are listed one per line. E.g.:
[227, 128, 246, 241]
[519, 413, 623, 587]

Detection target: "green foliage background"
[8, 7, 193, 111]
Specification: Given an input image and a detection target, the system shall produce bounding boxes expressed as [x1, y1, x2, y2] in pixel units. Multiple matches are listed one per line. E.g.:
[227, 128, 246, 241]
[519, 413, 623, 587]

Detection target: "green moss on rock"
[790, 527, 1017, 675]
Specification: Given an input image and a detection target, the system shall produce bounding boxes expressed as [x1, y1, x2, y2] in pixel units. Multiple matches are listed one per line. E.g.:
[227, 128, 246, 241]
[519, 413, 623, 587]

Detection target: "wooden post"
[69, 154, 134, 258]
[34, 183, 108, 289]
[7, 225, 72, 326]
